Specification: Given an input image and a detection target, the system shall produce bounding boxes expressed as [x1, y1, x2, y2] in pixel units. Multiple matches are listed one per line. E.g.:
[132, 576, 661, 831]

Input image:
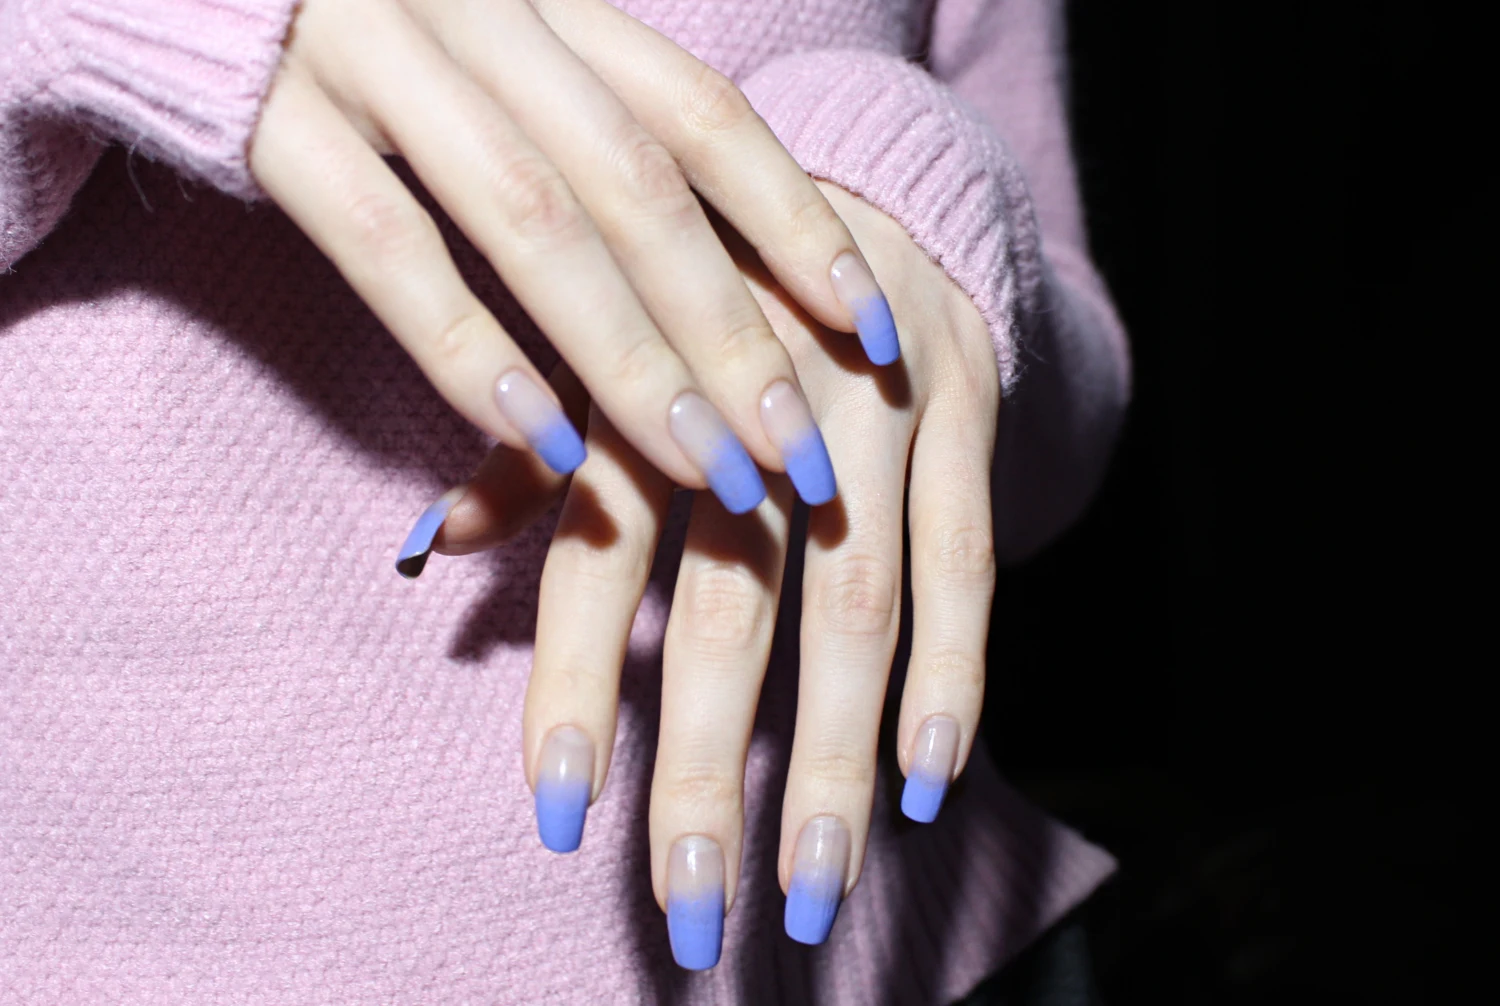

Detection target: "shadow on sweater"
[1, 150, 531, 499]
[1, 148, 1069, 1003]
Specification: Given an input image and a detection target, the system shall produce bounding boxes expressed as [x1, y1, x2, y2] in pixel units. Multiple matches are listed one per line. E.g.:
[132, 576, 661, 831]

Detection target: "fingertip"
[534, 726, 595, 854]
[899, 715, 960, 823]
[395, 486, 467, 578]
[830, 252, 901, 366]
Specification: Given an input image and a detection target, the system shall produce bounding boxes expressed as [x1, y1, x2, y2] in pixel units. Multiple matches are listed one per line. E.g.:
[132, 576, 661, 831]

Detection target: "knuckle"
[784, 188, 843, 246]
[659, 760, 741, 811]
[681, 63, 754, 137]
[557, 538, 653, 594]
[607, 328, 670, 389]
[495, 154, 589, 244]
[345, 190, 440, 267]
[922, 647, 987, 694]
[814, 554, 899, 639]
[614, 128, 695, 213]
[677, 563, 772, 652]
[803, 745, 875, 790]
[930, 522, 996, 582]
[539, 661, 606, 698]
[709, 305, 775, 363]
[428, 310, 489, 368]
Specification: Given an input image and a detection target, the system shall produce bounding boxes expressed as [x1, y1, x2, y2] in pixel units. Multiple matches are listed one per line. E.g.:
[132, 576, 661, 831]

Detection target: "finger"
[897, 365, 1000, 822]
[299, 4, 770, 515]
[428, 362, 591, 559]
[392, 362, 587, 578]
[779, 391, 913, 945]
[650, 481, 795, 969]
[525, 405, 675, 852]
[414, 0, 839, 505]
[531, 0, 903, 366]
[251, 68, 587, 485]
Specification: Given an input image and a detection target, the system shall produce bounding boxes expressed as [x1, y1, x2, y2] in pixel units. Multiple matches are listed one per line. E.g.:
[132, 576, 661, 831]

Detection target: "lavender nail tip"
[783, 431, 837, 506]
[706, 440, 767, 515]
[535, 778, 590, 853]
[532, 420, 587, 476]
[785, 874, 842, 945]
[900, 770, 949, 824]
[853, 294, 901, 366]
[395, 487, 464, 579]
[668, 890, 725, 970]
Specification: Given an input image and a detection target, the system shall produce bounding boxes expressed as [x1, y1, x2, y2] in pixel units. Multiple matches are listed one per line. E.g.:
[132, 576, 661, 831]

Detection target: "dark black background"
[979, 3, 1468, 1002]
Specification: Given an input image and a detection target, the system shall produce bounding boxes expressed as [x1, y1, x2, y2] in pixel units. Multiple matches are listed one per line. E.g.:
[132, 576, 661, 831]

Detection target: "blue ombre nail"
[761, 380, 836, 506]
[395, 486, 466, 578]
[495, 370, 587, 475]
[666, 836, 726, 970]
[534, 726, 594, 853]
[784, 816, 850, 945]
[831, 251, 901, 366]
[901, 715, 960, 823]
[900, 772, 949, 824]
[668, 392, 767, 515]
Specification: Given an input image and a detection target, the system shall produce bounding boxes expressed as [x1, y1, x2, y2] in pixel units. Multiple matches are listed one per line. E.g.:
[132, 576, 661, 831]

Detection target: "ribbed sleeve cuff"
[741, 49, 1044, 393]
[36, 0, 302, 199]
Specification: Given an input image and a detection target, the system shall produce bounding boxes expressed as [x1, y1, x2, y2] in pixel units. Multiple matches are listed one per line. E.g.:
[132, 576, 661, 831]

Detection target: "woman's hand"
[249, 0, 901, 519]
[440, 182, 1001, 966]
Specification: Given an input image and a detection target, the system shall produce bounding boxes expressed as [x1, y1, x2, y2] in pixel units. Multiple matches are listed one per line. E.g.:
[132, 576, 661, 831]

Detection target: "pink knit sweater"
[0, 1, 1129, 1002]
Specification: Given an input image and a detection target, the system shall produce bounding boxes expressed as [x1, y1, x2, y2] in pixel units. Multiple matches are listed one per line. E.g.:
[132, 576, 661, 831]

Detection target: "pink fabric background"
[1, 0, 1128, 1001]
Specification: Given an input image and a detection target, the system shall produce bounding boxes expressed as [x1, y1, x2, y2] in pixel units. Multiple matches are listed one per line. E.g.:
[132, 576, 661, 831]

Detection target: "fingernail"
[668, 392, 766, 515]
[667, 835, 725, 970]
[395, 486, 466, 578]
[760, 381, 836, 506]
[495, 369, 587, 475]
[830, 251, 900, 366]
[534, 725, 594, 853]
[901, 715, 960, 823]
[784, 815, 850, 945]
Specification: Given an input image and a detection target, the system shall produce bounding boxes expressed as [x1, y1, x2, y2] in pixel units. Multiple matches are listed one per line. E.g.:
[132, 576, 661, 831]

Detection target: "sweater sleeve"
[739, 0, 1130, 560]
[0, 0, 300, 271]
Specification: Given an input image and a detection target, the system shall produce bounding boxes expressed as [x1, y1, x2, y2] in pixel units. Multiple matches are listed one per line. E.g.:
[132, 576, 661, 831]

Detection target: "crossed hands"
[250, 0, 1000, 968]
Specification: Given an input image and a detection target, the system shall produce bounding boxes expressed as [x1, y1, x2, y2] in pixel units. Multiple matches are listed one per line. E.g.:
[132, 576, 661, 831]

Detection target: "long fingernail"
[534, 725, 594, 853]
[668, 392, 766, 515]
[667, 835, 725, 970]
[760, 381, 836, 506]
[784, 815, 850, 945]
[495, 369, 587, 475]
[830, 251, 900, 366]
[395, 486, 466, 578]
[901, 715, 960, 823]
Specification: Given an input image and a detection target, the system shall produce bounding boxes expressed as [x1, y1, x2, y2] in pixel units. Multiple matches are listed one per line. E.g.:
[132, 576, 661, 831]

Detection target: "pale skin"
[437, 182, 1001, 924]
[251, 0, 1000, 945]
[248, 0, 889, 496]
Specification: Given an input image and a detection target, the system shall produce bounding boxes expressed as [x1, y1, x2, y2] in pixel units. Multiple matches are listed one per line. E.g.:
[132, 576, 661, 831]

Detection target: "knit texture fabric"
[1, 1, 1129, 1002]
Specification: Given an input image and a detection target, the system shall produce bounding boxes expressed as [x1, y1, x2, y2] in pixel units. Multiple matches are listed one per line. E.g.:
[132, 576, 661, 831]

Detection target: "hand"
[249, 0, 902, 521]
[438, 182, 1001, 966]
